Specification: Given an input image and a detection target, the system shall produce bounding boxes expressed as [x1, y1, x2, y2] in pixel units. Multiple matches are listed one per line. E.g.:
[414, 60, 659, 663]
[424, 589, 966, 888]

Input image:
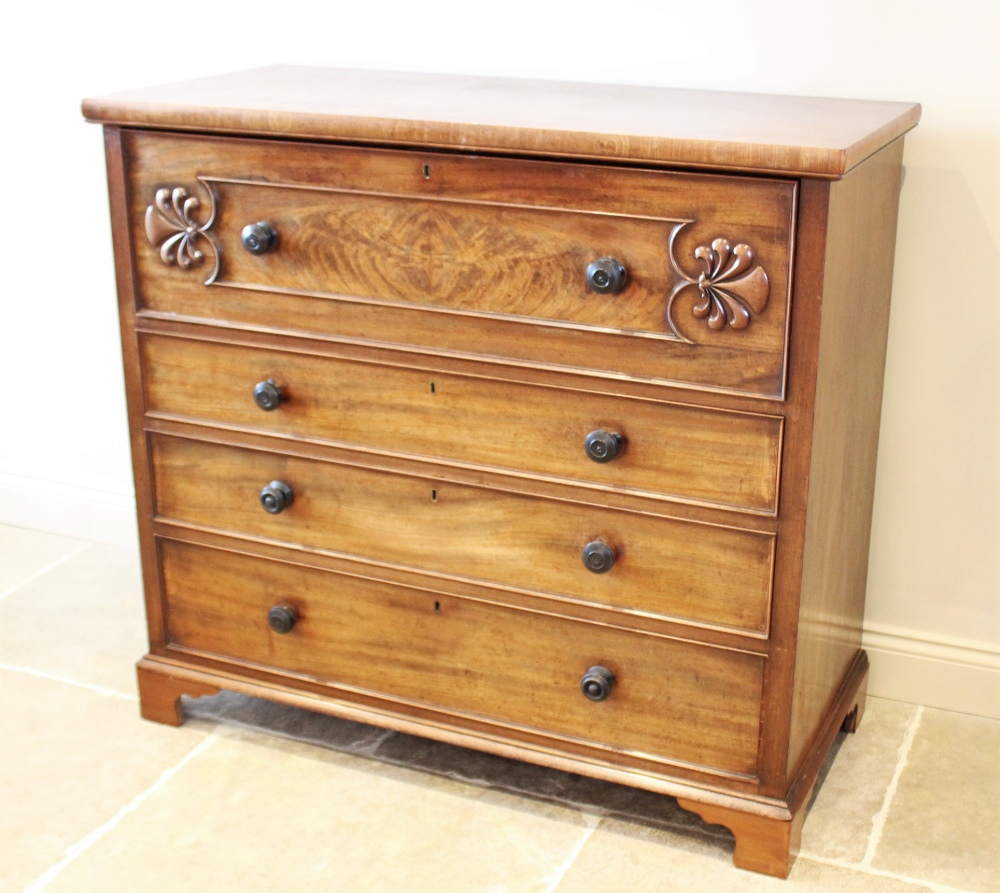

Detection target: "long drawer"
[126, 131, 796, 397]
[150, 434, 775, 634]
[160, 538, 763, 776]
[141, 332, 782, 514]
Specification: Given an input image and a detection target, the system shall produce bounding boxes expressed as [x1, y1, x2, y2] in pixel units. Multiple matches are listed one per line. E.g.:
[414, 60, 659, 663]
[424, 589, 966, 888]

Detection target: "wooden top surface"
[83, 66, 920, 177]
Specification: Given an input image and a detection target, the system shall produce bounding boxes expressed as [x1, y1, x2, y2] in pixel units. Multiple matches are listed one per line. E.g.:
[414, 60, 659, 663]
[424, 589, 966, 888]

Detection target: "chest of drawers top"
[85, 67, 918, 880]
[83, 65, 918, 177]
[85, 69, 918, 403]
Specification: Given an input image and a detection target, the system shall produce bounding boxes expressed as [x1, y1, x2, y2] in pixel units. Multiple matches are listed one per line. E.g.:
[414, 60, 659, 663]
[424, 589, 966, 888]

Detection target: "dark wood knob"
[253, 379, 282, 411]
[259, 480, 294, 514]
[581, 666, 615, 701]
[582, 540, 616, 574]
[584, 430, 622, 463]
[241, 221, 278, 255]
[267, 605, 296, 634]
[586, 257, 627, 294]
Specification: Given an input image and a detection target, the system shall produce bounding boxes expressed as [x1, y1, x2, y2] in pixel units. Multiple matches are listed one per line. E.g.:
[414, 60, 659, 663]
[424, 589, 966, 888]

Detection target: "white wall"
[2, 0, 997, 715]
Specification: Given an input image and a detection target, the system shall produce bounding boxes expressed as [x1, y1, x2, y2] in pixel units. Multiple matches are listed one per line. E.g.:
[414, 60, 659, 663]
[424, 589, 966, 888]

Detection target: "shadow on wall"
[867, 130, 1000, 637]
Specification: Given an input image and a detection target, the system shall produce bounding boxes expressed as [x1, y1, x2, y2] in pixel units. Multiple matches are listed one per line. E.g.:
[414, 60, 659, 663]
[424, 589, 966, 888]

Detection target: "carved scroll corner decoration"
[666, 224, 769, 342]
[144, 182, 221, 285]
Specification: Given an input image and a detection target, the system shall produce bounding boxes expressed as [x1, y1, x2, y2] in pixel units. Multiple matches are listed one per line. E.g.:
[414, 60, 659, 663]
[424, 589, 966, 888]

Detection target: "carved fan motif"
[666, 226, 770, 342]
[144, 183, 221, 284]
[692, 239, 769, 330]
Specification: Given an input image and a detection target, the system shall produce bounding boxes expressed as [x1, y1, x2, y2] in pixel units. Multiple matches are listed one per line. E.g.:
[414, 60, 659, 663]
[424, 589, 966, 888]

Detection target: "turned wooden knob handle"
[582, 540, 616, 574]
[581, 666, 615, 702]
[584, 430, 622, 463]
[241, 221, 278, 255]
[267, 605, 296, 634]
[259, 480, 294, 514]
[586, 257, 627, 294]
[253, 379, 282, 411]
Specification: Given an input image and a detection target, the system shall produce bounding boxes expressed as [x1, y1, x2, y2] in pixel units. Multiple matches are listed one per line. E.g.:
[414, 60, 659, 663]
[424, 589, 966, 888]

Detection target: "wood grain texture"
[101, 127, 171, 652]
[136, 660, 220, 726]
[83, 66, 920, 177]
[135, 313, 788, 419]
[780, 653, 869, 840]
[140, 330, 782, 514]
[159, 538, 763, 776]
[209, 180, 783, 344]
[145, 412, 778, 535]
[677, 797, 804, 879]
[678, 651, 869, 877]
[151, 523, 771, 654]
[137, 653, 771, 796]
[89, 69, 917, 877]
[752, 177, 833, 796]
[150, 433, 776, 635]
[139, 286, 789, 399]
[125, 131, 795, 398]
[785, 141, 905, 780]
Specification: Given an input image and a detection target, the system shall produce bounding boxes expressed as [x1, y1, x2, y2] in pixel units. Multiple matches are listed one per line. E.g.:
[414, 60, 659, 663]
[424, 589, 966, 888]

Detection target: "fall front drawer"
[150, 434, 775, 634]
[141, 332, 782, 514]
[128, 131, 796, 397]
[160, 538, 763, 777]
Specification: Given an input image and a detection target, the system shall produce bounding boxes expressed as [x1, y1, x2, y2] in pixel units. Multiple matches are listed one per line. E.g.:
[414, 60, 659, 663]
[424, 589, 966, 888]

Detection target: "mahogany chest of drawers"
[84, 67, 919, 877]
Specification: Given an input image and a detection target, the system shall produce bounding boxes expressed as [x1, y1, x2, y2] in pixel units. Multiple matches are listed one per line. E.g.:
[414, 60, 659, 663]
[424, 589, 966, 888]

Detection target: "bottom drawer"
[159, 539, 764, 777]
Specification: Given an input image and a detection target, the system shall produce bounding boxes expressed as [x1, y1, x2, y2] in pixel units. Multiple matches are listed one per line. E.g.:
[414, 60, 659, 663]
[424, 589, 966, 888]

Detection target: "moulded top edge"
[82, 66, 921, 179]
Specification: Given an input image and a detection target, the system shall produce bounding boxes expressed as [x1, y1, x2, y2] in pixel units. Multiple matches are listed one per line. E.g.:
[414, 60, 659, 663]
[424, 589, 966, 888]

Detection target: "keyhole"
[433, 601, 441, 613]
[430, 382, 436, 394]
[431, 489, 437, 502]
[423, 164, 431, 179]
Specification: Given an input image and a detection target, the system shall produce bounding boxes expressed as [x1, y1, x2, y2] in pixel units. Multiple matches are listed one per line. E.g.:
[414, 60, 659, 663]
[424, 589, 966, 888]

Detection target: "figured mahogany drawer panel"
[141, 333, 782, 514]
[126, 131, 796, 398]
[160, 539, 763, 776]
[151, 435, 775, 635]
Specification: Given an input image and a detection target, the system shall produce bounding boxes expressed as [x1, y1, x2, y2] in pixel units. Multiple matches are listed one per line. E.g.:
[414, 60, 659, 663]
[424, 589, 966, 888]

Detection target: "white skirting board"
[862, 623, 1000, 720]
[1, 474, 997, 719]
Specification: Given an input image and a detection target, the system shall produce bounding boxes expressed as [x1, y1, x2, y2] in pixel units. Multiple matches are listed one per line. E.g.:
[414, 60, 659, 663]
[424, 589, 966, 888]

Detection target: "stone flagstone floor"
[1, 523, 997, 892]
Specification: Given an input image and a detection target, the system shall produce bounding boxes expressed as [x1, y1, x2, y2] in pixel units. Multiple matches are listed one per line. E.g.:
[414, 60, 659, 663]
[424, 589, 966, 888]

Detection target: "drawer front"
[160, 539, 763, 776]
[141, 333, 782, 514]
[151, 435, 775, 634]
[127, 131, 796, 398]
